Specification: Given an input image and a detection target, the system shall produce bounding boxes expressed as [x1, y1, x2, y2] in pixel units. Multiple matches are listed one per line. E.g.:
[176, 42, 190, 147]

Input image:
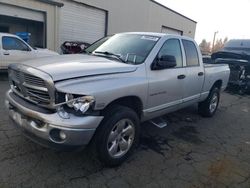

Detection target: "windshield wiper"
[94, 51, 126, 63]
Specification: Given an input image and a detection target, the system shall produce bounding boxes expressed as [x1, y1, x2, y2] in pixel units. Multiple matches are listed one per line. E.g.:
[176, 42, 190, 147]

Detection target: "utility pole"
[212, 31, 218, 53]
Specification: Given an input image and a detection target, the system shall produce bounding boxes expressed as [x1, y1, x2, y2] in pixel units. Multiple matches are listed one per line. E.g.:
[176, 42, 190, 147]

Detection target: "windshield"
[93, 34, 159, 64]
[85, 36, 110, 54]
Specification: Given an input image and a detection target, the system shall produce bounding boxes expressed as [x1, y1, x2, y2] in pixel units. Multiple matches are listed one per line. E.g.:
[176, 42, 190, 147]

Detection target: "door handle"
[198, 72, 204, 76]
[177, 74, 186, 79]
[3, 52, 9, 55]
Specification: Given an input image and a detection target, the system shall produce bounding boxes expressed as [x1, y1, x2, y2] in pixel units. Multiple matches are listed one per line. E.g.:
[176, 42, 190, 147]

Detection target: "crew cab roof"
[118, 32, 195, 41]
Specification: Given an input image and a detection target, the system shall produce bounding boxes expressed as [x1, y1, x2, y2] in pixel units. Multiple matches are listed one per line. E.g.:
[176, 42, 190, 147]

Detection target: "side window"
[158, 39, 183, 68]
[182, 40, 199, 66]
[2, 36, 30, 51]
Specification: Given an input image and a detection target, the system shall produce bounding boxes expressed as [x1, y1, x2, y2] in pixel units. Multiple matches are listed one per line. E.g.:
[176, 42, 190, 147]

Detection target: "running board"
[150, 118, 168, 128]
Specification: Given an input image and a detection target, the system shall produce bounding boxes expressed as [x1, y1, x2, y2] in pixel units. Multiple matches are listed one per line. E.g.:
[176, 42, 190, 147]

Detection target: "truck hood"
[35, 48, 59, 56]
[19, 54, 137, 81]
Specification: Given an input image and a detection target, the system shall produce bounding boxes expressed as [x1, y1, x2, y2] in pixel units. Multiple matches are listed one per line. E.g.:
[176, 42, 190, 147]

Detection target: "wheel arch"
[101, 96, 143, 119]
[211, 80, 223, 91]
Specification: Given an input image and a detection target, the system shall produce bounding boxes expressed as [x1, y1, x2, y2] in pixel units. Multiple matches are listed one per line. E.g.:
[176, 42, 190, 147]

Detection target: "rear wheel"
[198, 87, 220, 117]
[92, 105, 140, 166]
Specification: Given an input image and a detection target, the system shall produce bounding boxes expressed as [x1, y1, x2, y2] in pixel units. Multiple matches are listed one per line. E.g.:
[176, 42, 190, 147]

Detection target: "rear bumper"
[5, 90, 104, 149]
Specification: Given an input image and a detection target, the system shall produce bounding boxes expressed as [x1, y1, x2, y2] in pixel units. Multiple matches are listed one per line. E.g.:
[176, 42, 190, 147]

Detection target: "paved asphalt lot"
[0, 74, 250, 188]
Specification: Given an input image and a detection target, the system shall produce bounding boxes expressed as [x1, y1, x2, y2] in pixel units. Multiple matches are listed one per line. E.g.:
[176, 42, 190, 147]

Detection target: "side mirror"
[152, 55, 177, 70]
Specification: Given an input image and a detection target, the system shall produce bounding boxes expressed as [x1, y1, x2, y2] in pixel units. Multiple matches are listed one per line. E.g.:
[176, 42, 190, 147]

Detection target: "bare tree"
[199, 39, 211, 55]
[212, 37, 228, 53]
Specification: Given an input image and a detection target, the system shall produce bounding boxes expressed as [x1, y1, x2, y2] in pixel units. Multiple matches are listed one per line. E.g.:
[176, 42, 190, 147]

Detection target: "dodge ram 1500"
[5, 32, 230, 166]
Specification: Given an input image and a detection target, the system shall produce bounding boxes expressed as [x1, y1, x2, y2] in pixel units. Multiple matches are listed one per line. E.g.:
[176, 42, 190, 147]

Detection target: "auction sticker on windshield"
[141, 36, 159, 41]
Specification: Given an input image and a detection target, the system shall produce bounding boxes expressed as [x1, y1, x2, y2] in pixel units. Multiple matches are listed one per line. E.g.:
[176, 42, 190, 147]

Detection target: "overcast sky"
[156, 0, 250, 44]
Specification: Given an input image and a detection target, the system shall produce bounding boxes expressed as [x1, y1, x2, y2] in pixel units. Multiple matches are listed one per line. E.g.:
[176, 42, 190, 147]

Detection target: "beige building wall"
[71, 0, 196, 38]
[147, 2, 196, 37]
[0, 0, 196, 50]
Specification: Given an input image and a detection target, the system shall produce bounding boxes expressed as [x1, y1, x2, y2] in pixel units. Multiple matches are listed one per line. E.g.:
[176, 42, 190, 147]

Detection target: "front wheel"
[198, 87, 220, 117]
[93, 105, 140, 166]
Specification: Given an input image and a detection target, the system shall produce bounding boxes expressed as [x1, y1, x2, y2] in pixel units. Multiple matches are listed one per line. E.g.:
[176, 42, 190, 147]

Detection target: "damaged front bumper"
[5, 90, 104, 150]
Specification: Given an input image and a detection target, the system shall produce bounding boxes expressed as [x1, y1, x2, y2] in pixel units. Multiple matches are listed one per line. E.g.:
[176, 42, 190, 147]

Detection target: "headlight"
[57, 106, 70, 119]
[65, 93, 74, 107]
[65, 94, 94, 114]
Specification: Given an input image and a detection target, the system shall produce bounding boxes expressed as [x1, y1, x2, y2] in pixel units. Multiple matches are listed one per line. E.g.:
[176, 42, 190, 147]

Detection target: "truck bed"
[202, 63, 230, 94]
[204, 63, 228, 68]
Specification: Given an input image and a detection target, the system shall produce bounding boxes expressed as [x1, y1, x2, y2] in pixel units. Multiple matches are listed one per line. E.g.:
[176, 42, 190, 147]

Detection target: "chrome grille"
[23, 73, 46, 87]
[11, 70, 21, 82]
[26, 87, 50, 103]
[9, 69, 52, 106]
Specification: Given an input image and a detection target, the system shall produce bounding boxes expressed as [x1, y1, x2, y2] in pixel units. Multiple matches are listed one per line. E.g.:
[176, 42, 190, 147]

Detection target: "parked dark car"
[61, 36, 111, 54]
[61, 41, 90, 54]
[211, 39, 250, 93]
[202, 55, 214, 64]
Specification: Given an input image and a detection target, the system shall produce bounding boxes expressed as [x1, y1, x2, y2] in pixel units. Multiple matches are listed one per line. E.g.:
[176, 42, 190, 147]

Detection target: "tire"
[198, 87, 220, 117]
[92, 105, 140, 167]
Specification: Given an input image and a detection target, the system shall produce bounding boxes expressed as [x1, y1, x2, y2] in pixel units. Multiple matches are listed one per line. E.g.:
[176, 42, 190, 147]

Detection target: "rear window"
[182, 40, 199, 66]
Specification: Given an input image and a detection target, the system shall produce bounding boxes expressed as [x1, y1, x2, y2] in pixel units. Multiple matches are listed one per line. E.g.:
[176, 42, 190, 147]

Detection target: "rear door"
[182, 39, 204, 102]
[1, 36, 35, 69]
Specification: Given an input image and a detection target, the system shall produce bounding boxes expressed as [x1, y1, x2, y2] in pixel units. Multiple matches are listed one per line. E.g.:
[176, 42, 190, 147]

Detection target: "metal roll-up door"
[0, 3, 45, 48]
[161, 26, 183, 35]
[59, 0, 106, 45]
[0, 3, 44, 22]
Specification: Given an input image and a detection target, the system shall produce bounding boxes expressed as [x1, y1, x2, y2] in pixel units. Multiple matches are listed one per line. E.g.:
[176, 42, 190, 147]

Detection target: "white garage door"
[161, 26, 183, 35]
[0, 3, 44, 22]
[59, 0, 106, 45]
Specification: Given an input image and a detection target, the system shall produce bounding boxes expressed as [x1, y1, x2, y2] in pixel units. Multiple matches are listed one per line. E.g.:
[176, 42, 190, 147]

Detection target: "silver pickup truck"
[5, 32, 230, 166]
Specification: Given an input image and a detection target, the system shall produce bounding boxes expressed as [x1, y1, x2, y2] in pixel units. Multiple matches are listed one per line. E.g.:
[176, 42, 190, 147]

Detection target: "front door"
[146, 38, 186, 114]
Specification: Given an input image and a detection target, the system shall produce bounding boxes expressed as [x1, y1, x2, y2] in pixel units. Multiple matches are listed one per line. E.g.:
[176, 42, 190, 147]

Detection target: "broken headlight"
[64, 93, 95, 114]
